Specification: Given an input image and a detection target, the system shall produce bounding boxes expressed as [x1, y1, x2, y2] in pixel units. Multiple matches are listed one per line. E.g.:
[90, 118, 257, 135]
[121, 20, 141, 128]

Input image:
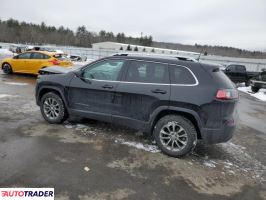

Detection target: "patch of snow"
[115, 138, 160, 153]
[238, 86, 266, 101]
[84, 166, 90, 172]
[65, 124, 73, 129]
[4, 82, 29, 86]
[0, 94, 15, 99]
[203, 160, 216, 168]
[0, 49, 13, 56]
[220, 142, 266, 181]
[73, 59, 94, 66]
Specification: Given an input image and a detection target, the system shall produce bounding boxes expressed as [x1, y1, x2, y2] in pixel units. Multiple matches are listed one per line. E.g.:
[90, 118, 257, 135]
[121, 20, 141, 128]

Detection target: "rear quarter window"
[212, 70, 235, 89]
[170, 65, 197, 85]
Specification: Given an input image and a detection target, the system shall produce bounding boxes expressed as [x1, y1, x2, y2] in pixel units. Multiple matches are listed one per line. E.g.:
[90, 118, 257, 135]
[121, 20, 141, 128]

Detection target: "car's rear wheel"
[40, 92, 68, 124]
[2, 63, 13, 74]
[153, 115, 197, 157]
[251, 86, 259, 93]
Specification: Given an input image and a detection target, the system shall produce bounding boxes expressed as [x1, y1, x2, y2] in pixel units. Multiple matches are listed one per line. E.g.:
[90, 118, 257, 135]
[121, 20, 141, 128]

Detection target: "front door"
[12, 52, 32, 73]
[68, 59, 127, 122]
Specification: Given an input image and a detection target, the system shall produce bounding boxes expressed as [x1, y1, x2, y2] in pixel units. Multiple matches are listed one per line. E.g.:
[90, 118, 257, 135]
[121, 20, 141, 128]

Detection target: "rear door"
[113, 60, 170, 129]
[29, 52, 49, 74]
[67, 59, 126, 122]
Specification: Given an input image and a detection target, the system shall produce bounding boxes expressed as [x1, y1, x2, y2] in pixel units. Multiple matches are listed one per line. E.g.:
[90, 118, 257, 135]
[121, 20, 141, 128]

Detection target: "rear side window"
[31, 53, 50, 59]
[126, 61, 168, 84]
[170, 65, 197, 85]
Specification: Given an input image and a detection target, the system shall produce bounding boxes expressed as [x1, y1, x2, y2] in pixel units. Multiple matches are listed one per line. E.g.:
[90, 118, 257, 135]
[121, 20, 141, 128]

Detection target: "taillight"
[49, 59, 60, 65]
[216, 89, 238, 100]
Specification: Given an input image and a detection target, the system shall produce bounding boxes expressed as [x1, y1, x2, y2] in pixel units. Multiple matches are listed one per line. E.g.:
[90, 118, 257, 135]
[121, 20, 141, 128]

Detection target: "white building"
[92, 41, 199, 57]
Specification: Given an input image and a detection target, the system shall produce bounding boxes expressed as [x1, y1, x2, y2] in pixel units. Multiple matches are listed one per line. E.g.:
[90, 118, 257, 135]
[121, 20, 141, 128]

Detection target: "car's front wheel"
[153, 115, 197, 157]
[40, 92, 68, 124]
[2, 63, 13, 74]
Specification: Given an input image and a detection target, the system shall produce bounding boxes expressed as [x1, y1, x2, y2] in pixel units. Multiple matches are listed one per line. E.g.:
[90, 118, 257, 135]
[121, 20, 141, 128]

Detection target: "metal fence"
[1, 42, 266, 72]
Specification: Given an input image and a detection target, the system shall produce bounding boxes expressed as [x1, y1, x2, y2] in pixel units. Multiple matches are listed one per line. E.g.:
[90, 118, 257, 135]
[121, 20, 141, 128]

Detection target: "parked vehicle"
[250, 71, 266, 93]
[67, 54, 83, 62]
[35, 55, 239, 157]
[1, 51, 73, 75]
[223, 64, 259, 86]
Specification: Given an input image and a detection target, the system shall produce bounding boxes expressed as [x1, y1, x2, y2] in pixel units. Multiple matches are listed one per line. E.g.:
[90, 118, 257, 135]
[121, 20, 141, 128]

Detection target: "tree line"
[0, 18, 265, 58]
[0, 18, 153, 47]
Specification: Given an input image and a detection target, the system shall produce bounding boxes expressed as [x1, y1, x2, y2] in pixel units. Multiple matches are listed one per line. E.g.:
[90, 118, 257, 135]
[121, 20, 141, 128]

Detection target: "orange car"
[1, 51, 73, 75]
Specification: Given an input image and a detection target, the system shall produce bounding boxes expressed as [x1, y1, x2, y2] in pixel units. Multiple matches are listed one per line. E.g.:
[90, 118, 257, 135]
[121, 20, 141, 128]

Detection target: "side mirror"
[74, 69, 83, 78]
[13, 55, 18, 59]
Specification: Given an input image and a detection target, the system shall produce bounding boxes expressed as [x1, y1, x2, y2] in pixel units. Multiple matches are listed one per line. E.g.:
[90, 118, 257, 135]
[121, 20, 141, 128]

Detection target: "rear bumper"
[201, 125, 236, 144]
[201, 111, 238, 144]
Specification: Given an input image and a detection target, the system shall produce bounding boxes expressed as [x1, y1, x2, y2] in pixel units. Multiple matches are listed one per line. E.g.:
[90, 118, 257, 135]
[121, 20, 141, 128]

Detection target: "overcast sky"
[1, 0, 266, 51]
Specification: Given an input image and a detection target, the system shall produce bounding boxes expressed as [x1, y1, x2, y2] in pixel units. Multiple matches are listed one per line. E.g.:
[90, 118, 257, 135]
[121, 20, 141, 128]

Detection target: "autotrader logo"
[0, 188, 54, 199]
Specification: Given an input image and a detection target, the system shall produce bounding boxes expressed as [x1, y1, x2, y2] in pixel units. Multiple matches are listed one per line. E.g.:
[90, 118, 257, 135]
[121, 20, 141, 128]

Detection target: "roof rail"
[112, 52, 199, 62]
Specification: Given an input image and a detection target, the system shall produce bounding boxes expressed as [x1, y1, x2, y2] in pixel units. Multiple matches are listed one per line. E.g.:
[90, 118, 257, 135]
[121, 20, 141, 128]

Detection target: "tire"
[40, 92, 68, 124]
[2, 63, 13, 74]
[153, 115, 197, 157]
[251, 86, 259, 93]
[245, 80, 251, 87]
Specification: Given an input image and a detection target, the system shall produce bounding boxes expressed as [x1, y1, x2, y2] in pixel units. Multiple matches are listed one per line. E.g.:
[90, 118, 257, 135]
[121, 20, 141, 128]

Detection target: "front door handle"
[151, 89, 167, 94]
[102, 84, 113, 89]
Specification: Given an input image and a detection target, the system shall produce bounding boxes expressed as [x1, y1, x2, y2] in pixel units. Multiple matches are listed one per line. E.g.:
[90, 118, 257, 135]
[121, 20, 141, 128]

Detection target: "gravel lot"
[0, 71, 265, 200]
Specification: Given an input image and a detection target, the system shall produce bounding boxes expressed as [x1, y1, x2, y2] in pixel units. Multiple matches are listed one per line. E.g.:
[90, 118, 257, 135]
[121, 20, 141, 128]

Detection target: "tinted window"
[170, 66, 197, 84]
[83, 59, 125, 81]
[227, 65, 236, 72]
[261, 73, 266, 81]
[236, 65, 245, 72]
[17, 53, 31, 59]
[126, 61, 168, 83]
[31, 53, 50, 59]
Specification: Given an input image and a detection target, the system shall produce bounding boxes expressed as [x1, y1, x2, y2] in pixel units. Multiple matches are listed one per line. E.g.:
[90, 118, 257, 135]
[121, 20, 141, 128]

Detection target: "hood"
[39, 64, 84, 75]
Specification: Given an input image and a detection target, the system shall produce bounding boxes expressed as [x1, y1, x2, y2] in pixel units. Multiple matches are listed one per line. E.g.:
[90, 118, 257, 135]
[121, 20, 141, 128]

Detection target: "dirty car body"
[35, 55, 239, 157]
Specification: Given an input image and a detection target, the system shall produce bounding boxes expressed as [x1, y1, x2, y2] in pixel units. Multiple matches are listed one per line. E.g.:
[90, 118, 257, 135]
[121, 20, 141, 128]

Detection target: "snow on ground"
[0, 49, 13, 56]
[3, 82, 29, 86]
[238, 86, 266, 101]
[115, 138, 160, 153]
[0, 94, 16, 99]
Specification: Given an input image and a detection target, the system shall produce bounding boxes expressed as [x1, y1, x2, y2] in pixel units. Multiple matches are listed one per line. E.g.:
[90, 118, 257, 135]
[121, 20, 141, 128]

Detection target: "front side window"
[17, 53, 31, 59]
[227, 65, 236, 72]
[170, 65, 197, 85]
[126, 61, 168, 84]
[83, 59, 125, 81]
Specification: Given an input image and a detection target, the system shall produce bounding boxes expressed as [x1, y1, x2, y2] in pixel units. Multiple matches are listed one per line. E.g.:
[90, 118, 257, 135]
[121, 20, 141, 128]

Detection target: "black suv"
[35, 55, 239, 157]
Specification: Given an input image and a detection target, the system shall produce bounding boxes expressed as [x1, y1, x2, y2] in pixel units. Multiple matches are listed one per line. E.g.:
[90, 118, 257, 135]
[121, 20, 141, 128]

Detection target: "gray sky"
[1, 0, 266, 51]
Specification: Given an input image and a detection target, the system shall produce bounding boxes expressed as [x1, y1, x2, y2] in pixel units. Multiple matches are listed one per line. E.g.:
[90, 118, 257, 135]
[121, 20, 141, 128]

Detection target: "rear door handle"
[102, 84, 113, 89]
[151, 89, 167, 94]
